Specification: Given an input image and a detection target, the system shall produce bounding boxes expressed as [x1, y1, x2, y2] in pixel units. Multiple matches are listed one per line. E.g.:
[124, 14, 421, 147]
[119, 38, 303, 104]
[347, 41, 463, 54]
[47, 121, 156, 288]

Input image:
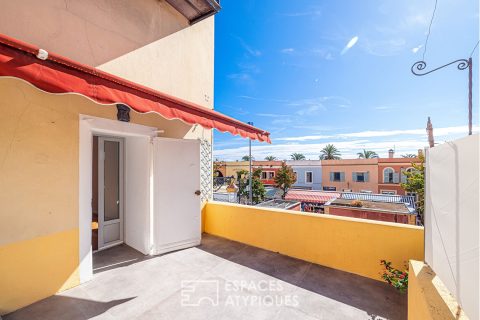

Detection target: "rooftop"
[285, 190, 341, 204]
[6, 234, 407, 320]
[255, 199, 301, 210]
[327, 198, 412, 214]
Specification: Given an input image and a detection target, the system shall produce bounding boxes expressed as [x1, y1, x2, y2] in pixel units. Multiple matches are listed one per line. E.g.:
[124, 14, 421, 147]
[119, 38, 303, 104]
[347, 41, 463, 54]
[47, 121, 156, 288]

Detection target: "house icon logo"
[180, 280, 220, 307]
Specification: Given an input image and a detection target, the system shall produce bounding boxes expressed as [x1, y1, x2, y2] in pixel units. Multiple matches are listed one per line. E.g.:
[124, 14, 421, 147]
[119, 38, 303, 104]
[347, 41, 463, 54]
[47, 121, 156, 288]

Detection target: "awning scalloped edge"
[0, 33, 271, 143]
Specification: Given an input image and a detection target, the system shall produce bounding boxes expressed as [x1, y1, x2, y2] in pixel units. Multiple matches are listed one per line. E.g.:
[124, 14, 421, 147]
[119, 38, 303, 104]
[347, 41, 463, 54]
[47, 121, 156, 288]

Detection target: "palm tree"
[357, 149, 379, 159]
[290, 153, 306, 160]
[402, 154, 417, 158]
[241, 155, 254, 161]
[319, 144, 341, 160]
[264, 155, 277, 161]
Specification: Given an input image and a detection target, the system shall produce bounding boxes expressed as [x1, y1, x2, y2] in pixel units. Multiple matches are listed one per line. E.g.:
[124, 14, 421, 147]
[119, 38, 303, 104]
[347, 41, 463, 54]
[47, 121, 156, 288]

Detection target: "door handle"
[194, 190, 201, 196]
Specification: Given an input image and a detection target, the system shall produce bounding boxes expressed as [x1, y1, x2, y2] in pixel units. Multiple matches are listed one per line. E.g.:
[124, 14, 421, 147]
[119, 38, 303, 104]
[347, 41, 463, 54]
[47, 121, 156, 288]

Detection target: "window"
[330, 171, 344, 182]
[305, 171, 313, 183]
[360, 190, 373, 193]
[352, 171, 369, 182]
[343, 189, 352, 192]
[381, 190, 396, 195]
[261, 171, 275, 179]
[401, 167, 415, 183]
[383, 168, 396, 183]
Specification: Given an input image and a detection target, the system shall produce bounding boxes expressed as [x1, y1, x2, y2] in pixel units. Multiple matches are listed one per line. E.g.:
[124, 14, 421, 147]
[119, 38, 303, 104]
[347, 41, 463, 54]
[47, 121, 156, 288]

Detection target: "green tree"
[290, 153, 306, 160]
[319, 144, 341, 160]
[357, 149, 379, 159]
[274, 162, 297, 199]
[401, 154, 425, 224]
[236, 169, 266, 204]
[241, 155, 254, 161]
[264, 155, 277, 161]
[401, 154, 417, 158]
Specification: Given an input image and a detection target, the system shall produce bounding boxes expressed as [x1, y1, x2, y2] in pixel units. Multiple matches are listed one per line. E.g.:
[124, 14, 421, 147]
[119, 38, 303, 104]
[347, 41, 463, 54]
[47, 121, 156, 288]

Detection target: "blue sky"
[212, 0, 479, 160]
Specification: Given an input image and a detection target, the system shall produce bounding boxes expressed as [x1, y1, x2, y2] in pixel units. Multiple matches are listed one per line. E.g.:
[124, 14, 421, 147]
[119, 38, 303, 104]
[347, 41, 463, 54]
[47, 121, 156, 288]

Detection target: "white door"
[152, 138, 201, 255]
[98, 137, 124, 250]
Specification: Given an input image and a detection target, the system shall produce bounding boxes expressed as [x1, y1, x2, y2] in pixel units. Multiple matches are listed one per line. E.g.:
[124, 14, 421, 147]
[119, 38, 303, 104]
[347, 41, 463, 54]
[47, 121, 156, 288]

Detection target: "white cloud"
[234, 36, 262, 57]
[276, 135, 333, 142]
[274, 126, 477, 141]
[227, 73, 252, 82]
[281, 48, 295, 54]
[278, 10, 322, 17]
[296, 105, 321, 116]
[341, 36, 359, 55]
[213, 139, 425, 161]
[339, 126, 477, 138]
[213, 125, 479, 160]
[361, 38, 406, 56]
[411, 44, 423, 53]
[375, 106, 394, 110]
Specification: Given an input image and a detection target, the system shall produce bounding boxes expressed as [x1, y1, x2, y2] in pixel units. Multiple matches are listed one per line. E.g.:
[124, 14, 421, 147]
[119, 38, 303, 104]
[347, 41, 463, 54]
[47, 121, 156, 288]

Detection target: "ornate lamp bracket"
[411, 59, 470, 76]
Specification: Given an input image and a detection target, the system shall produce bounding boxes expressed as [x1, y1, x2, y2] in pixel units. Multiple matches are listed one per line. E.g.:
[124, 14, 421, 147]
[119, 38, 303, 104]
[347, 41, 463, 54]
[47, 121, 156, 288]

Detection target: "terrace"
[6, 234, 406, 320]
[5, 202, 423, 320]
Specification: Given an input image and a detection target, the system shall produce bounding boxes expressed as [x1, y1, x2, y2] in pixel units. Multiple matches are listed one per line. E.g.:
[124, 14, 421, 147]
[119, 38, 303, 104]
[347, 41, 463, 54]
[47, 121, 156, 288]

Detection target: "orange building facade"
[321, 152, 421, 195]
[321, 159, 379, 193]
[377, 158, 420, 195]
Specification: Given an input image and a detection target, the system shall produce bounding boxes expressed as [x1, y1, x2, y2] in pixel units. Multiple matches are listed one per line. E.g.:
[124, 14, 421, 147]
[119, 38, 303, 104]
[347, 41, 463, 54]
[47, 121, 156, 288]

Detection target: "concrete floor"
[5, 234, 406, 320]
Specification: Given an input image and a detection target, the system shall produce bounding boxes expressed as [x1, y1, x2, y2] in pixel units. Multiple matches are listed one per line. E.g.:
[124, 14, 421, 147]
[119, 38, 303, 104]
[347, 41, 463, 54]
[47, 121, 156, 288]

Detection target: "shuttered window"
[330, 172, 344, 182]
[383, 168, 394, 183]
[352, 171, 369, 182]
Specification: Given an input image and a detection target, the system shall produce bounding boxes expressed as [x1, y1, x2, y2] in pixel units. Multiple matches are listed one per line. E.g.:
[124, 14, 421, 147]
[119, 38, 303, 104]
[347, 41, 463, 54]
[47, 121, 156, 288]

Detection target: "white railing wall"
[425, 134, 479, 320]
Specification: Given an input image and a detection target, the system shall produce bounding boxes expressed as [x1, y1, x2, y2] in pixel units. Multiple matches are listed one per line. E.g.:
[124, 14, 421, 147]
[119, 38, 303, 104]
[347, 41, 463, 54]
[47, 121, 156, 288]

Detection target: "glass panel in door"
[104, 141, 120, 221]
[98, 137, 123, 249]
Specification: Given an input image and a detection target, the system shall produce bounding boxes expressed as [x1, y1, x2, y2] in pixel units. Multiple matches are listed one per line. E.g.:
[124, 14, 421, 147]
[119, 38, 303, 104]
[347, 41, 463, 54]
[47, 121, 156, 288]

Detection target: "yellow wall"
[0, 77, 211, 314]
[204, 201, 424, 281]
[0, 229, 79, 315]
[408, 260, 468, 320]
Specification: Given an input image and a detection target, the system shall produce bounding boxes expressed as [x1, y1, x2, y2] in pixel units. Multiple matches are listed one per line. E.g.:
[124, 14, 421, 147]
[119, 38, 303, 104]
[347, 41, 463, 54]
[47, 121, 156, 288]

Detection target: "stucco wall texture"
[0, 77, 210, 314]
[408, 260, 468, 320]
[204, 201, 424, 281]
[0, 0, 214, 109]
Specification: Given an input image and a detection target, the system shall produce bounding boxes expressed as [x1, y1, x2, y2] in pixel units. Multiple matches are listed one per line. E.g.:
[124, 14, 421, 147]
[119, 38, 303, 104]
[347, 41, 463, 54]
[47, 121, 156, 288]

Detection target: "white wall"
[425, 134, 479, 320]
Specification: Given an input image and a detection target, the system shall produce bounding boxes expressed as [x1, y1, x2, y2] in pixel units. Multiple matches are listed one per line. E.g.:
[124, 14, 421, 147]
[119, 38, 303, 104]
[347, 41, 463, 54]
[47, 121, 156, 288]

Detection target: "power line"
[469, 40, 479, 57]
[423, 0, 438, 61]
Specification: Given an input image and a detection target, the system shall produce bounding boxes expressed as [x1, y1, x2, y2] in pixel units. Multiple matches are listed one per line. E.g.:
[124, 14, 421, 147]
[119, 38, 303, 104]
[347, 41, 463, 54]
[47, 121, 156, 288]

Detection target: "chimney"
[388, 149, 394, 158]
[426, 116, 434, 148]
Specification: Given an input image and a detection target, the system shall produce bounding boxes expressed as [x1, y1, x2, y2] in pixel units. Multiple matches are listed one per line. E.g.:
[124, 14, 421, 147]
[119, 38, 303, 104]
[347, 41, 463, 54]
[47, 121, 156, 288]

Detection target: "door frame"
[97, 136, 125, 251]
[79, 114, 158, 284]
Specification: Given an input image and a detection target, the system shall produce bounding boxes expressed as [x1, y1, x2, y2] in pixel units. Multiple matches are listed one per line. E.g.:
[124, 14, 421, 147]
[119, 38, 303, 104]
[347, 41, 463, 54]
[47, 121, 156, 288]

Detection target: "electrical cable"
[423, 0, 438, 61]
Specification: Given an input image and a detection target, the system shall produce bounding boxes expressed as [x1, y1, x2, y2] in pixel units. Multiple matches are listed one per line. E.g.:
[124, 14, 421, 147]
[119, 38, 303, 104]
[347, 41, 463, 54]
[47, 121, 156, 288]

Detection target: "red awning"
[0, 34, 270, 143]
[285, 190, 340, 204]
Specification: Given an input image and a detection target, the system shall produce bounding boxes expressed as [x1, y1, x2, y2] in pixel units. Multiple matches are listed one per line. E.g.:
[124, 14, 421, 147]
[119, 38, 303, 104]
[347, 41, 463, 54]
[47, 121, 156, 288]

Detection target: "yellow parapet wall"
[204, 201, 424, 281]
[0, 228, 80, 315]
[408, 260, 468, 320]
